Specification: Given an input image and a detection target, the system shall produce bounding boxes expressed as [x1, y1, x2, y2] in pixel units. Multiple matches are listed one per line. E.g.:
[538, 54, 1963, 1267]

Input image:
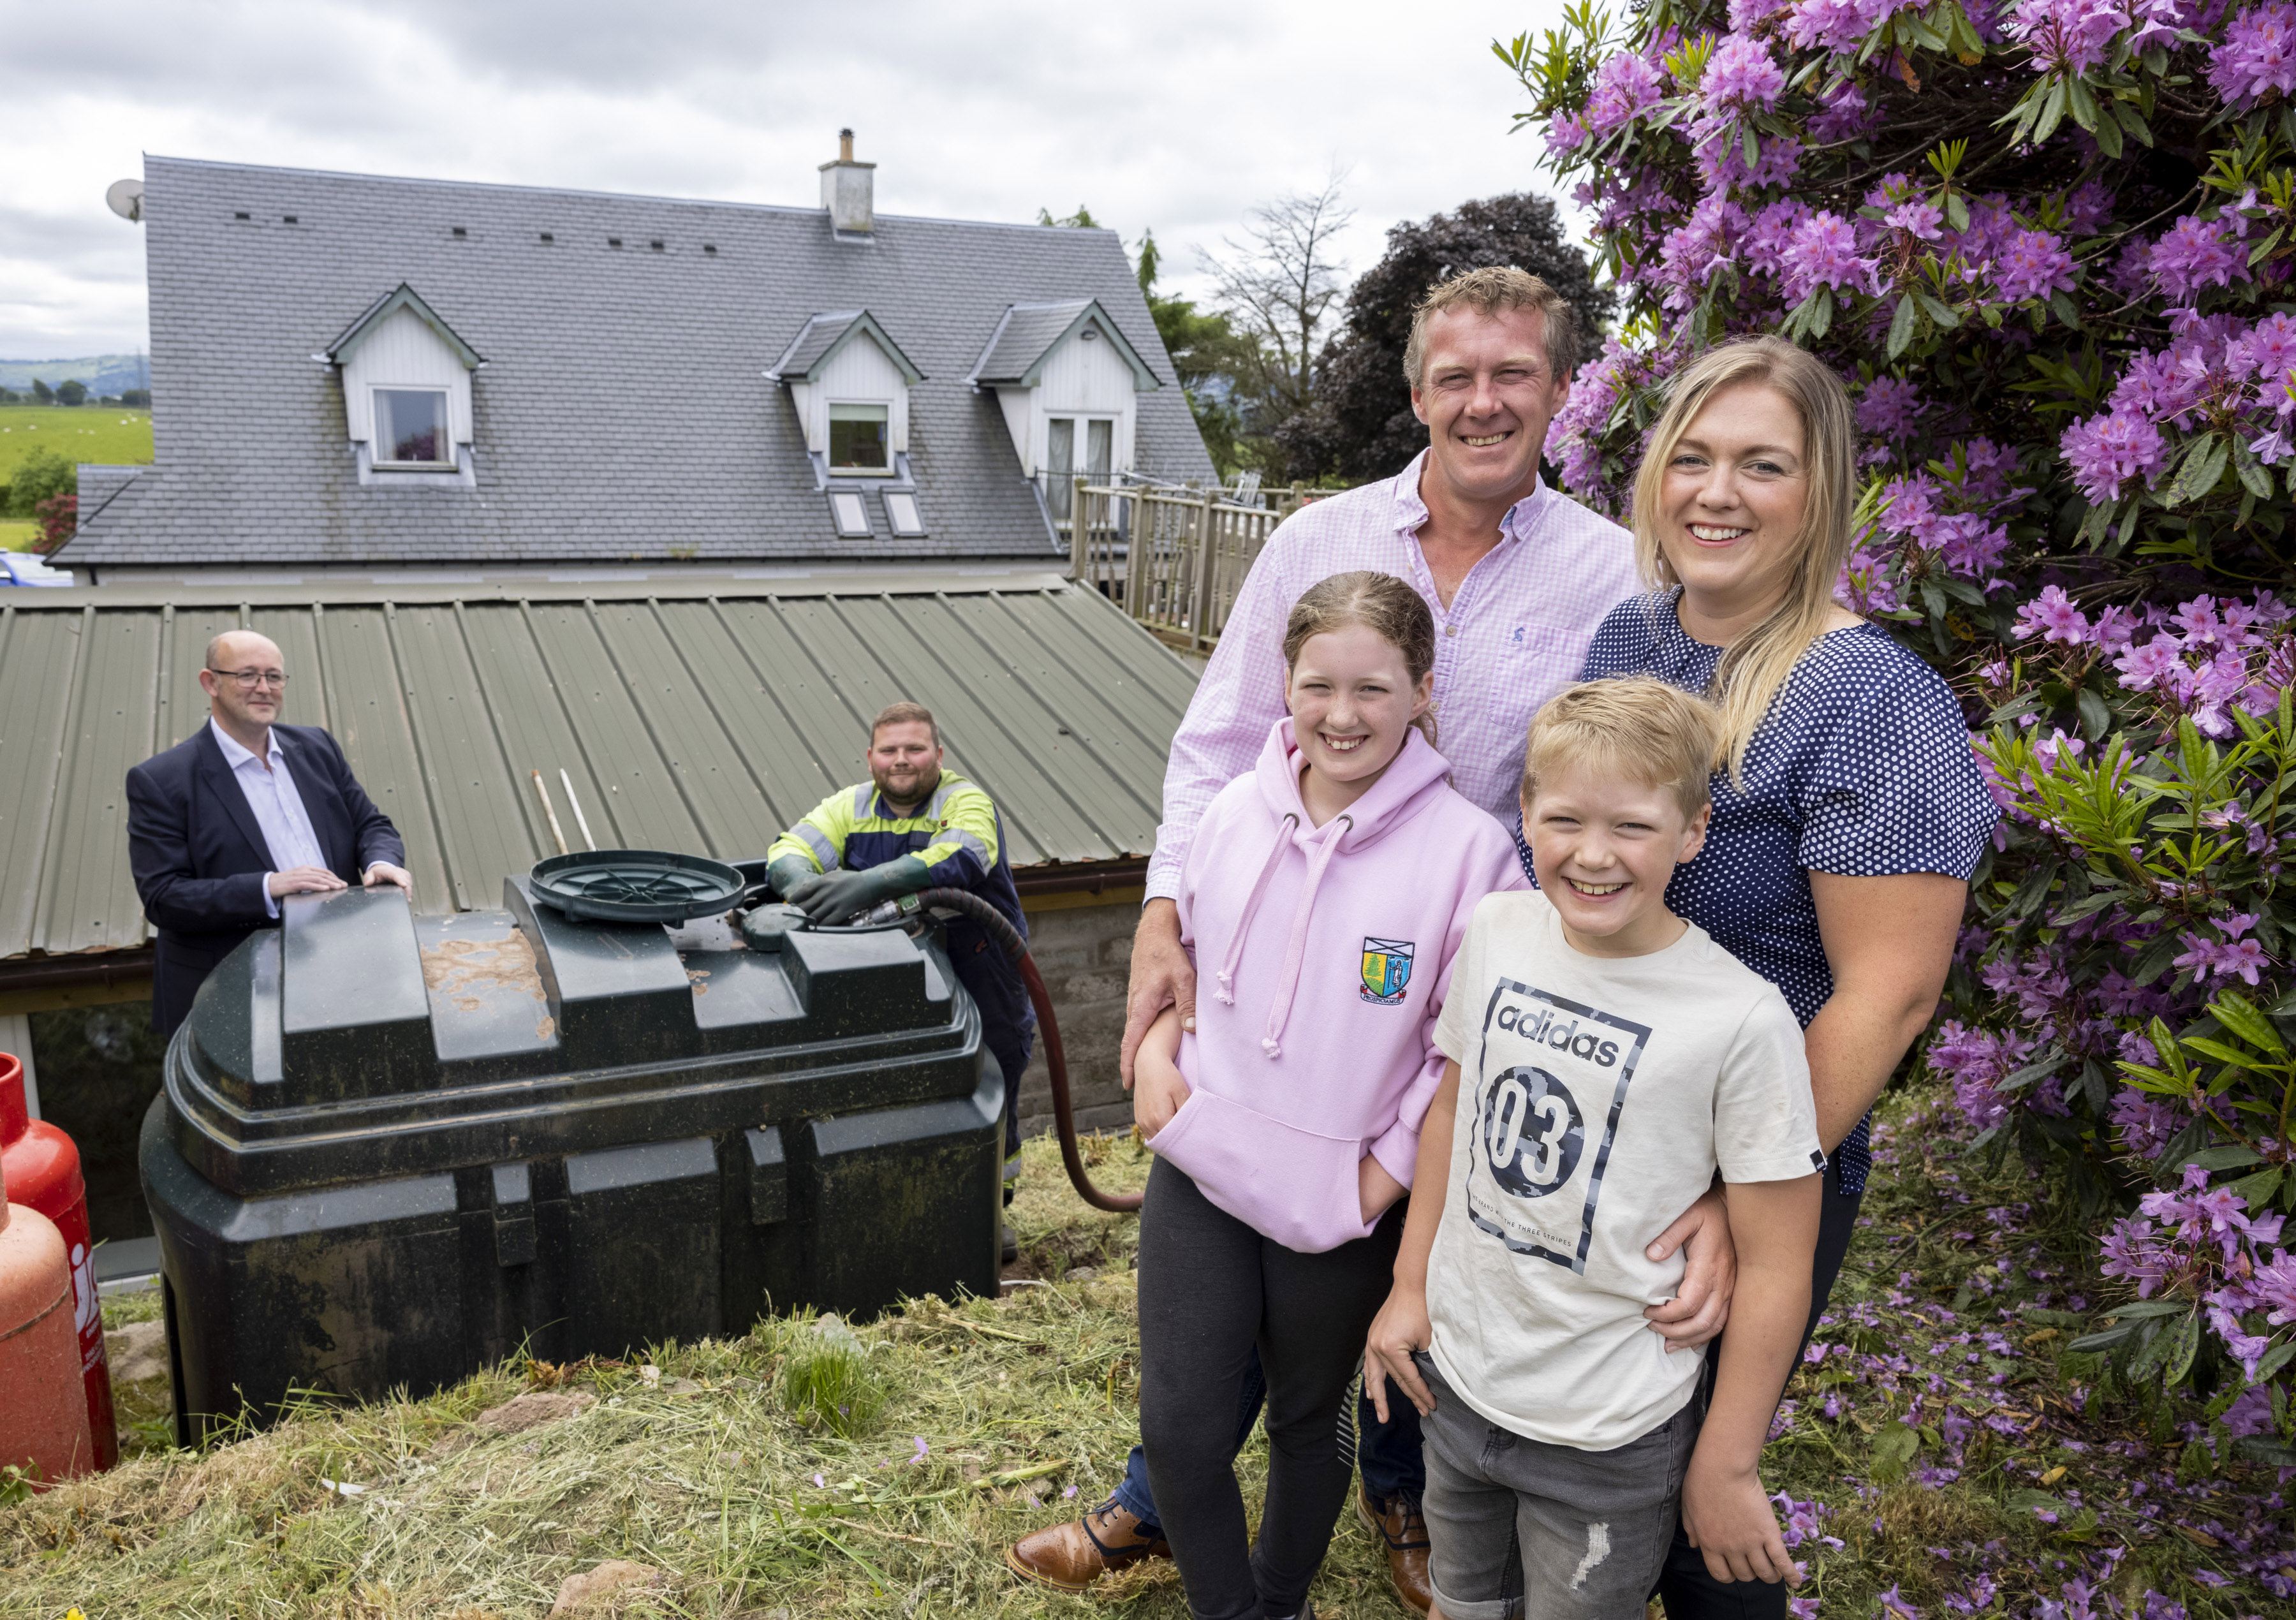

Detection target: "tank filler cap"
[738, 904, 810, 953]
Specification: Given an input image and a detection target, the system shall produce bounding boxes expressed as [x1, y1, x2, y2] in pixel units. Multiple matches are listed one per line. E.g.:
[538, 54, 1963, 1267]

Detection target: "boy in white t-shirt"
[1364, 677, 1825, 1617]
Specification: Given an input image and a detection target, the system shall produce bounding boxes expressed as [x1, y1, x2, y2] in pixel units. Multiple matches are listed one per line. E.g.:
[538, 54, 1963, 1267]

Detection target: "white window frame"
[370, 387, 457, 469]
[826, 400, 895, 476]
[883, 490, 926, 537]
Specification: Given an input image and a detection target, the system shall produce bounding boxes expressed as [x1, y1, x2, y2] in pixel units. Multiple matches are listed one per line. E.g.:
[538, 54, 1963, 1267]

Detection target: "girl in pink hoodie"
[1131, 570, 1524, 1620]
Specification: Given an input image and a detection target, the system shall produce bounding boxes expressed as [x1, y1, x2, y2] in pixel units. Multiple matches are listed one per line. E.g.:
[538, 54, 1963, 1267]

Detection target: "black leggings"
[1138, 1157, 1405, 1620]
[1654, 1155, 1865, 1617]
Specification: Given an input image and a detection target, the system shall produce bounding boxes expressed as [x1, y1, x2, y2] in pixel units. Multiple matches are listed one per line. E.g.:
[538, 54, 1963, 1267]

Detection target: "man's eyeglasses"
[209, 666, 289, 690]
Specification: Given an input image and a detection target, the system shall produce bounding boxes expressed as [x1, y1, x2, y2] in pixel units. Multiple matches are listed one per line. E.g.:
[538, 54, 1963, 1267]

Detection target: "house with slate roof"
[64, 135, 1215, 584]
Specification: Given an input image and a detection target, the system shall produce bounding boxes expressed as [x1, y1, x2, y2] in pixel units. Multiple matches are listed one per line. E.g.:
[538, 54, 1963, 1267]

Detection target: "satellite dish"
[105, 179, 143, 223]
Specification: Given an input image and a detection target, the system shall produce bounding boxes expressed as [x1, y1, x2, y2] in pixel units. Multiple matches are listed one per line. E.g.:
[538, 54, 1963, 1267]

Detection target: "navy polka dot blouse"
[1513, 591, 2001, 1197]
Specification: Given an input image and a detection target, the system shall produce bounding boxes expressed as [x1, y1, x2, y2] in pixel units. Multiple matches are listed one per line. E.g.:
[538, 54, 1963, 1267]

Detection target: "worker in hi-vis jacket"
[766, 700, 1034, 1259]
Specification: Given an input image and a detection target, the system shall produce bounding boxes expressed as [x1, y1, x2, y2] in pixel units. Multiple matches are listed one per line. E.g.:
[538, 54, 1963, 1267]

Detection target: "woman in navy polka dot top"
[1529, 337, 1999, 1614]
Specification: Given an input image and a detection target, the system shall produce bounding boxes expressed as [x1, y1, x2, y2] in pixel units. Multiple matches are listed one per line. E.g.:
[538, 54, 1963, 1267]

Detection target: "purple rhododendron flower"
[1781, 211, 1874, 300]
[1995, 229, 2079, 300]
[2061, 411, 2169, 501]
[1704, 32, 1790, 108]
[1584, 50, 1668, 137]
[2150, 215, 2254, 296]
[2211, 0, 2296, 105]
[2006, 0, 2131, 73]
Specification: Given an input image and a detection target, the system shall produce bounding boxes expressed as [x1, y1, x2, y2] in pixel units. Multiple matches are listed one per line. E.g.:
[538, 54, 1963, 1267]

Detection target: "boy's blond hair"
[1520, 678, 1719, 820]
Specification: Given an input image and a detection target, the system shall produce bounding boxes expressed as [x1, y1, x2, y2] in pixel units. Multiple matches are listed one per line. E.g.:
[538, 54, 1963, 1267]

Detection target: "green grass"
[0, 520, 41, 550]
[13, 1100, 2293, 1619]
[0, 406, 152, 482]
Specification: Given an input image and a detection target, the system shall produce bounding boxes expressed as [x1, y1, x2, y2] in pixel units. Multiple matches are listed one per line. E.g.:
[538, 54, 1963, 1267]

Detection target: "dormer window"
[316, 283, 485, 489]
[767, 310, 925, 501]
[828, 402, 890, 473]
[376, 389, 451, 466]
[966, 299, 1158, 527]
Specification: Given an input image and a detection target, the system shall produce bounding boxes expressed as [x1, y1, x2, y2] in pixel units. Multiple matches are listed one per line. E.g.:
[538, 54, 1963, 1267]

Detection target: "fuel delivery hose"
[897, 888, 1144, 1215]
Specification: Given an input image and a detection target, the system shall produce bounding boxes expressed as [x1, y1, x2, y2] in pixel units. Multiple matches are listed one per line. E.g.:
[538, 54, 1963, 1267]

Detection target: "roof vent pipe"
[820, 128, 875, 238]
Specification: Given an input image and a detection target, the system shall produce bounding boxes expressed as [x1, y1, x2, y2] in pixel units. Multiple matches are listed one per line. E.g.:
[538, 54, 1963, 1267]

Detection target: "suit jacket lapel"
[195, 726, 274, 869]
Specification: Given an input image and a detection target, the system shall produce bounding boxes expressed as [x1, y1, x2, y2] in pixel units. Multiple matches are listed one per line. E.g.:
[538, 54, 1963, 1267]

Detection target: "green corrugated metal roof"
[0, 572, 1195, 960]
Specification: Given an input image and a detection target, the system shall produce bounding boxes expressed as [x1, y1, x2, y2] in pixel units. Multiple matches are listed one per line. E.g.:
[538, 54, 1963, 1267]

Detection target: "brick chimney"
[819, 128, 875, 237]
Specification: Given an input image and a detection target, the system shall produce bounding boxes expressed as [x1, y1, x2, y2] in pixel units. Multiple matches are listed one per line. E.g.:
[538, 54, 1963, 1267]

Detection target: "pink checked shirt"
[1145, 452, 1641, 901]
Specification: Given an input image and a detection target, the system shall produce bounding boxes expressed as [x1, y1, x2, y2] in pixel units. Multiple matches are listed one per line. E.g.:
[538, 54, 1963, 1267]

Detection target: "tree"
[4, 450, 74, 519]
[1515, 0, 2296, 1458]
[1036, 205, 1101, 229]
[1274, 193, 1614, 482]
[30, 379, 52, 404]
[54, 379, 87, 407]
[33, 492, 73, 554]
[1135, 229, 1251, 477]
[121, 388, 150, 408]
[1198, 175, 1355, 469]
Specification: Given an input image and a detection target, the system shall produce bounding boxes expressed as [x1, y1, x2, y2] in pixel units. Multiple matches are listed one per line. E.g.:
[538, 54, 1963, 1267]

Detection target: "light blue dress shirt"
[209, 719, 328, 919]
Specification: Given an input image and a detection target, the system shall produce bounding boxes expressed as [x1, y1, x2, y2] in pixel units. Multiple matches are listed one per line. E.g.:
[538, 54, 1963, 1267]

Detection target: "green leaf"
[2077, 688, 2112, 741]
[1811, 284, 1836, 340]
[2064, 72, 2101, 133]
[2006, 1489, 2068, 1513]
[1871, 1420, 1920, 1482]
[2049, 290, 2082, 329]
[2105, 1299, 2193, 1321]
[2230, 1166, 2285, 1206]
[2165, 1311, 2202, 1385]
[2030, 78, 2069, 146]
[2235, 1432, 2296, 1467]
[1917, 290, 1962, 328]
[2254, 1339, 2296, 1383]
[2068, 1323, 2137, 1352]
[2165, 434, 2230, 507]
[1888, 294, 1918, 359]
[2183, 1143, 2266, 1171]
[1946, 191, 1971, 233]
[2251, 226, 2286, 266]
[2182, 1036, 2270, 1071]
[2209, 992, 2287, 1054]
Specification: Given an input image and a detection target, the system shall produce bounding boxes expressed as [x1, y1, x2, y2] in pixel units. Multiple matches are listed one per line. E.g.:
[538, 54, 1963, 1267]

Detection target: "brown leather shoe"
[1003, 1496, 1172, 1592]
[1357, 1483, 1432, 1617]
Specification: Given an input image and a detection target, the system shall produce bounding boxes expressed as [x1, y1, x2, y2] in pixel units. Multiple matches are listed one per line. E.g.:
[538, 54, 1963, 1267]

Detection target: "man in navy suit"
[126, 630, 413, 1035]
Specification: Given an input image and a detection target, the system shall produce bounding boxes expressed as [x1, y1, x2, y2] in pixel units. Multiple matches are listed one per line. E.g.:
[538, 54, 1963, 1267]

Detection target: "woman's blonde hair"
[1282, 571, 1439, 749]
[1520, 678, 1721, 820]
[1630, 336, 1857, 781]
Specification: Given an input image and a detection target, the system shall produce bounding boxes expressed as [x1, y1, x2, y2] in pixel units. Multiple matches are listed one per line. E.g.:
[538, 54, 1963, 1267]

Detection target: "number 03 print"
[1464, 980, 1649, 1274]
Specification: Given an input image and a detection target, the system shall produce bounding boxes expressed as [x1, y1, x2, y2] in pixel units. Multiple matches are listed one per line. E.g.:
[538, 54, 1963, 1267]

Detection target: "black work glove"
[794, 859, 932, 925]
[769, 857, 821, 904]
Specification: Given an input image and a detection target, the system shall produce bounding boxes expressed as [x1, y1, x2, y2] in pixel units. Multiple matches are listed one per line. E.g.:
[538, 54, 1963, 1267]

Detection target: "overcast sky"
[0, 0, 1582, 360]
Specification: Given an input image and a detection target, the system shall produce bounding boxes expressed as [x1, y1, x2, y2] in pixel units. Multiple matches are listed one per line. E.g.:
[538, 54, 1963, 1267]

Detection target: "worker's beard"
[873, 764, 941, 814]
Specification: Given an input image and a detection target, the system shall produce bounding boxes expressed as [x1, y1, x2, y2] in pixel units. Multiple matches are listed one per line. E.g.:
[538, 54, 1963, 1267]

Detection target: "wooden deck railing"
[1067, 478, 1341, 652]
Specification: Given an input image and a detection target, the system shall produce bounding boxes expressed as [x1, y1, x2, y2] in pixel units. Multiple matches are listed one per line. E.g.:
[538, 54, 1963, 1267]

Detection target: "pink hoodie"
[1154, 718, 1526, 1253]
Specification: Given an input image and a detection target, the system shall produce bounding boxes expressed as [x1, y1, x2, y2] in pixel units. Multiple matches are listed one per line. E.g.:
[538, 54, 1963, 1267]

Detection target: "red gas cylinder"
[0, 1161, 93, 1485]
[0, 1054, 117, 1469]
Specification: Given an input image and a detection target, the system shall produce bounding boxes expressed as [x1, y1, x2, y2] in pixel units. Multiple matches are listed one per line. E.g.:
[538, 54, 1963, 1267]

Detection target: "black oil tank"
[140, 877, 1002, 1443]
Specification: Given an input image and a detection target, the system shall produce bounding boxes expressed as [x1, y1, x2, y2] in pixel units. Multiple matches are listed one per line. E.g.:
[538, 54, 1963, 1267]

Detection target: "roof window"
[650, 239, 665, 251]
[233, 211, 251, 221]
[883, 491, 926, 537]
[703, 244, 718, 256]
[608, 237, 622, 249]
[829, 492, 871, 537]
[540, 232, 554, 244]
[452, 226, 467, 238]
[283, 214, 298, 225]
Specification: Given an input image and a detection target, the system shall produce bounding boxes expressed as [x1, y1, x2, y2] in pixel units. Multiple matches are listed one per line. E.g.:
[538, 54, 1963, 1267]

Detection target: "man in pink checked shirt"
[1006, 268, 1742, 1618]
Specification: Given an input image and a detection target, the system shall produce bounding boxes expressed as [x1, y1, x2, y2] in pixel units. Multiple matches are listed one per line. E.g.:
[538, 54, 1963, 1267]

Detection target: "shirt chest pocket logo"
[1360, 938, 1415, 1005]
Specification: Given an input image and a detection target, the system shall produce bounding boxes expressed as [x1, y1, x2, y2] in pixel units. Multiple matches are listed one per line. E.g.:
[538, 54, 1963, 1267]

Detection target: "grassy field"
[0, 406, 152, 482]
[4, 1089, 2290, 1619]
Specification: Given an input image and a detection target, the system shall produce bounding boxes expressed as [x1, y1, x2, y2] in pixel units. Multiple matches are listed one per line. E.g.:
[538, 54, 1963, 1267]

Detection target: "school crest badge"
[1360, 938, 1415, 1005]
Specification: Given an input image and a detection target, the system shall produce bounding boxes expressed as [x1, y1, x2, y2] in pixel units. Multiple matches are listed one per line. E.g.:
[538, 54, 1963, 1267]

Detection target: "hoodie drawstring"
[1259, 814, 1350, 1059]
[1214, 811, 1297, 1008]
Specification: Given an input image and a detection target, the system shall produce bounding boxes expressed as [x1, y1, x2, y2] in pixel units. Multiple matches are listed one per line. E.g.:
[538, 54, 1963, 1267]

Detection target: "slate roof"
[0, 573, 1193, 960]
[767, 309, 924, 384]
[66, 156, 1214, 570]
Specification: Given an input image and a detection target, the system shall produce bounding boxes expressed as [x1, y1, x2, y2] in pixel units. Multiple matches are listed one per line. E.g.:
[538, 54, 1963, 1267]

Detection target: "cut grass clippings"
[12, 1097, 2293, 1619]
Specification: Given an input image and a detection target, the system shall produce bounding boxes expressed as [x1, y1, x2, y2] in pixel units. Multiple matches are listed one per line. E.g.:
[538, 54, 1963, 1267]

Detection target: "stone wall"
[1010, 897, 1138, 1140]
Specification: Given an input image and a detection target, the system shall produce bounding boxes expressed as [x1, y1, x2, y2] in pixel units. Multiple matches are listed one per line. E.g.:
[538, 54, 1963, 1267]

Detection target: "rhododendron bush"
[1505, 0, 2296, 1460]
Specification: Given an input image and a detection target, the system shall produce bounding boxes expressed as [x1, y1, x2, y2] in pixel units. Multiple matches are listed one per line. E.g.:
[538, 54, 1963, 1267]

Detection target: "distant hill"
[0, 356, 151, 397]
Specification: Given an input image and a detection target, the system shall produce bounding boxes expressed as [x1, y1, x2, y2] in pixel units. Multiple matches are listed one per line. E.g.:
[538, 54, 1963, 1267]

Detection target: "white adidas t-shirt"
[1427, 889, 1823, 1451]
